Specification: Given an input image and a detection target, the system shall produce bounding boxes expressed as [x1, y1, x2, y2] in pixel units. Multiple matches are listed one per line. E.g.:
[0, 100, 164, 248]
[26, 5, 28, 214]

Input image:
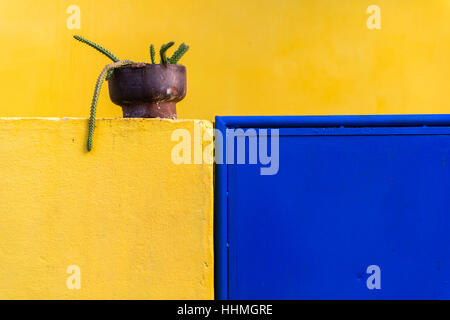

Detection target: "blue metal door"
[216, 115, 450, 299]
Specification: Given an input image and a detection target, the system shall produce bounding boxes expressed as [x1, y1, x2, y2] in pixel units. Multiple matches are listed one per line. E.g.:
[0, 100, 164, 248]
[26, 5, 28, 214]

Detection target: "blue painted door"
[216, 115, 450, 299]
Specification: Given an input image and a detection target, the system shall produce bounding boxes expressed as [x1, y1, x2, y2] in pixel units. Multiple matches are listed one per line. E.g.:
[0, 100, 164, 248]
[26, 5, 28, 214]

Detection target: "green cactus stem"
[160, 41, 175, 64]
[169, 43, 189, 64]
[73, 35, 120, 62]
[150, 44, 156, 64]
[87, 60, 134, 152]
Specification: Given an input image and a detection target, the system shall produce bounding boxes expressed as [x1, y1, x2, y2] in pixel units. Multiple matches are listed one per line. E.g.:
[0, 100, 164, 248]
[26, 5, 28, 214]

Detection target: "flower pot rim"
[116, 62, 186, 69]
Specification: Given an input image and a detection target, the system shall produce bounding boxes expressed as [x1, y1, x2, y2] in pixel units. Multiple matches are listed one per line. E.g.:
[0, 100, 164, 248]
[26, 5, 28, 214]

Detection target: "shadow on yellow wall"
[0, 0, 449, 120]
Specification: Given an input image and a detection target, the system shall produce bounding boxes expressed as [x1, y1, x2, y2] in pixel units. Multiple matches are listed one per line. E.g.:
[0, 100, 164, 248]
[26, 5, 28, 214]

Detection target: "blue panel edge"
[215, 116, 228, 300]
[214, 114, 450, 300]
[217, 114, 450, 128]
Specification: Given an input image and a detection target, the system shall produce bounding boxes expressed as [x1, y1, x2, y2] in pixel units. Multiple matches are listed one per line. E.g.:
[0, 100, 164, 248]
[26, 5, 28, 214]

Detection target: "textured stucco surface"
[0, 118, 213, 299]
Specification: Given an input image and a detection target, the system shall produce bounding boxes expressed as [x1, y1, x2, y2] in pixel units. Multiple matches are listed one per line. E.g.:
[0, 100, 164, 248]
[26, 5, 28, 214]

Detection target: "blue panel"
[216, 115, 450, 300]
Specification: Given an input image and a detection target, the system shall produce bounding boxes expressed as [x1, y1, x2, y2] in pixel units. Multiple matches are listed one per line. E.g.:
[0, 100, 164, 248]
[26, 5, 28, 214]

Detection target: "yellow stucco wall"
[0, 118, 214, 299]
[1, 1, 449, 121]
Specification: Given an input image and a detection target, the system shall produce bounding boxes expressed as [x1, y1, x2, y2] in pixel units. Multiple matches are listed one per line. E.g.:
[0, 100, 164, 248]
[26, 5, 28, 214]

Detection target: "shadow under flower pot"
[108, 63, 187, 119]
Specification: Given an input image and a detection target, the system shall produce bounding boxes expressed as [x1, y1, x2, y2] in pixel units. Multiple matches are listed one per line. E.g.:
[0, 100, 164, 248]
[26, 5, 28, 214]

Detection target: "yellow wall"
[1, 0, 449, 120]
[0, 118, 214, 299]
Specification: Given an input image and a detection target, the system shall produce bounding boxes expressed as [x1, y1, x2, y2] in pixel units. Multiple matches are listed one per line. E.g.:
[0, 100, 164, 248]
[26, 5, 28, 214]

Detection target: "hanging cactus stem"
[87, 60, 134, 151]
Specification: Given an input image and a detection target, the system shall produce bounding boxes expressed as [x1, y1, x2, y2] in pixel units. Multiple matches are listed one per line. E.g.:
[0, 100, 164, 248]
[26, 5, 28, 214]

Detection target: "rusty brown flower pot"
[108, 63, 186, 119]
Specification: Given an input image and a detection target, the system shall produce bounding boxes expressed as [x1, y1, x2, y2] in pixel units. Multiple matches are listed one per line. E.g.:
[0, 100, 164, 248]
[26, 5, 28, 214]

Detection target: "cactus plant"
[73, 35, 190, 151]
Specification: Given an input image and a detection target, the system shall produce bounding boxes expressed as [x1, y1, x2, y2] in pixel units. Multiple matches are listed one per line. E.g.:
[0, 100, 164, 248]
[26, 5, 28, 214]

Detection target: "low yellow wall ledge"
[0, 118, 214, 299]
